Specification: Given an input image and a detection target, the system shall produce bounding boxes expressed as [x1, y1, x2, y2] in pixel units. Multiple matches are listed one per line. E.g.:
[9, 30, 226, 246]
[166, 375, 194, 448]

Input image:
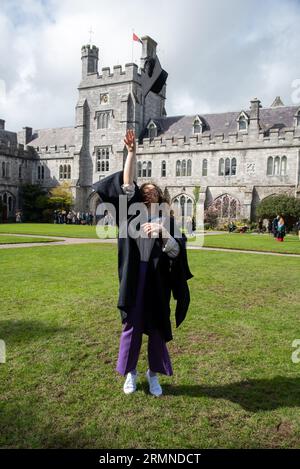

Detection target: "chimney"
[140, 36, 157, 69]
[249, 98, 261, 133]
[0, 119, 5, 130]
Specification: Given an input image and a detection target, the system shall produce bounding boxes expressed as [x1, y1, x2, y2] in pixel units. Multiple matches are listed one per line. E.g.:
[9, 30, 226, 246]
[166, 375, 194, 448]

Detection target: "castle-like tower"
[1, 35, 300, 224]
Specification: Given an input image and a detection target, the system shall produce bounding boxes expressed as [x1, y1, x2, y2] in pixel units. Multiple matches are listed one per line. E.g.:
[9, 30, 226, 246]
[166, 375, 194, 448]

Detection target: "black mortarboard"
[141, 55, 168, 97]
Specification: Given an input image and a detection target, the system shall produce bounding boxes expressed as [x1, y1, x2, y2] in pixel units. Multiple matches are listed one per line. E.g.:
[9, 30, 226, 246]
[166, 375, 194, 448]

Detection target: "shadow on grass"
[163, 376, 300, 412]
[0, 320, 71, 344]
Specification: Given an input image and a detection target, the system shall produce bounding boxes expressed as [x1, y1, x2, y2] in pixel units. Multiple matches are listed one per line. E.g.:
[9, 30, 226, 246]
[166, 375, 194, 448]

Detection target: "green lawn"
[198, 233, 300, 255]
[1, 243, 300, 448]
[0, 223, 106, 239]
[0, 235, 57, 244]
[1, 224, 300, 255]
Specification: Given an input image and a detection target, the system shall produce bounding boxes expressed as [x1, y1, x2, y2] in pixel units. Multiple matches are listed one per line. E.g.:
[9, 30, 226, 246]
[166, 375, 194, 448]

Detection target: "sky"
[1, 0, 300, 132]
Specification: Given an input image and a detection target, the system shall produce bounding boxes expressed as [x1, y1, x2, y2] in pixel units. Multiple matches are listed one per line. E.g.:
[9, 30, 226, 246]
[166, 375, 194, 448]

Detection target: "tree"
[19, 184, 49, 222]
[48, 181, 74, 210]
[256, 195, 300, 230]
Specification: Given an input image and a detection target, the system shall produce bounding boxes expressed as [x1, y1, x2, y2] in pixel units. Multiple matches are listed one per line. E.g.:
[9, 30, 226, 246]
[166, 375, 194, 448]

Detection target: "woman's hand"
[141, 222, 170, 238]
[124, 129, 136, 153]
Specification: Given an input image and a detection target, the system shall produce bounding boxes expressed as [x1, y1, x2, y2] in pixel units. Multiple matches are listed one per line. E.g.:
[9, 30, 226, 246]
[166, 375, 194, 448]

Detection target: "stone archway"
[0, 191, 16, 222]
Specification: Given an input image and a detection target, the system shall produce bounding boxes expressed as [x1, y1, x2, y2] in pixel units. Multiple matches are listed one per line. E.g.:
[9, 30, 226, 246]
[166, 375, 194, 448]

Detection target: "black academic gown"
[92, 170, 193, 343]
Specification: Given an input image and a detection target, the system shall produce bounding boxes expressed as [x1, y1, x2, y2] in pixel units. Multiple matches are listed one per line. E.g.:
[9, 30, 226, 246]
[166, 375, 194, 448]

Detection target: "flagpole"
[131, 28, 134, 62]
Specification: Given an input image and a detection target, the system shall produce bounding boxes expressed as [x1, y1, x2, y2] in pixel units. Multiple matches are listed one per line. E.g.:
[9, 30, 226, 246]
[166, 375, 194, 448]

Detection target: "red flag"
[133, 33, 142, 44]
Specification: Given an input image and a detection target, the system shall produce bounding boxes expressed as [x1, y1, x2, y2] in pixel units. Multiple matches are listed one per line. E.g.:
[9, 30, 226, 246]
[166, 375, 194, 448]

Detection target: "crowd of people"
[53, 210, 94, 225]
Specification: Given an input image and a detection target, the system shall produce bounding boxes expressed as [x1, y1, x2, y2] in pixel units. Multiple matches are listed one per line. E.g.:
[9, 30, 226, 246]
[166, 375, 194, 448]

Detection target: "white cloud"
[1, 0, 300, 132]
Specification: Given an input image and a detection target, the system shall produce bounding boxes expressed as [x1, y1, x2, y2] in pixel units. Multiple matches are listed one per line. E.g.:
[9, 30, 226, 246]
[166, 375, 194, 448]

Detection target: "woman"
[276, 215, 286, 242]
[92, 129, 193, 397]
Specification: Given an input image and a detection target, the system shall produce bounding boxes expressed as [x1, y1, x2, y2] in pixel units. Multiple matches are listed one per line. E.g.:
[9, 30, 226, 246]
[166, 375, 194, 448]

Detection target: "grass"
[199, 233, 300, 255]
[1, 242, 300, 448]
[1, 224, 300, 255]
[0, 235, 57, 244]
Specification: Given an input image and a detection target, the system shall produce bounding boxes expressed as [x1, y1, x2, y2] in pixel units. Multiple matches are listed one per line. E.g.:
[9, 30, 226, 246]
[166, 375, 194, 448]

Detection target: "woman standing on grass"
[92, 129, 193, 397]
[276, 215, 286, 242]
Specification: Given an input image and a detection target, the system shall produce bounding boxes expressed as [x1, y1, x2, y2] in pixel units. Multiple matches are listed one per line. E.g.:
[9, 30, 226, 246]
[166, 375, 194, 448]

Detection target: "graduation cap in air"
[141, 55, 168, 98]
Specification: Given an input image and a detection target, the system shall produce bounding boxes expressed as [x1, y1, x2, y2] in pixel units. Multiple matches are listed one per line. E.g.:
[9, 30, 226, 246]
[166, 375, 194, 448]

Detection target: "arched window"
[225, 158, 231, 176]
[280, 156, 287, 176]
[67, 165, 71, 179]
[148, 123, 157, 140]
[6, 162, 10, 177]
[147, 161, 152, 177]
[231, 158, 237, 175]
[219, 158, 224, 176]
[202, 159, 207, 176]
[193, 118, 202, 134]
[176, 160, 181, 177]
[137, 161, 142, 177]
[238, 117, 247, 131]
[41, 166, 45, 179]
[2, 161, 5, 177]
[297, 112, 300, 126]
[212, 194, 240, 219]
[59, 165, 63, 179]
[55, 145, 57, 151]
[161, 160, 166, 177]
[274, 156, 280, 175]
[182, 160, 186, 176]
[267, 156, 273, 175]
[187, 159, 192, 176]
[19, 165, 22, 179]
[38, 166, 41, 179]
[142, 161, 147, 177]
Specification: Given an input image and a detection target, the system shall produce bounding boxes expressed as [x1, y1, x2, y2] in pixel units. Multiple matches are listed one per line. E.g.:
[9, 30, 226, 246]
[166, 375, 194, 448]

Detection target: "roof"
[143, 105, 300, 139]
[27, 127, 76, 148]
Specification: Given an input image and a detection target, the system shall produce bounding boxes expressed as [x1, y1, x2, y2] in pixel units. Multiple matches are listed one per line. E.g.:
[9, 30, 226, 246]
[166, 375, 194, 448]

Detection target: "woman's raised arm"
[123, 129, 136, 185]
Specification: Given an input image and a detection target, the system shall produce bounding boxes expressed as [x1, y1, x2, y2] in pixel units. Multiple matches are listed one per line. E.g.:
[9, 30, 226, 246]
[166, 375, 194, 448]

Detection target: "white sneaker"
[123, 371, 138, 394]
[145, 369, 163, 397]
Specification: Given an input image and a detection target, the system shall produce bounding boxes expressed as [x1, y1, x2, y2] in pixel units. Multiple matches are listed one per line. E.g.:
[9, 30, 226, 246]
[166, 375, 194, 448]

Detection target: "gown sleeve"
[92, 171, 141, 226]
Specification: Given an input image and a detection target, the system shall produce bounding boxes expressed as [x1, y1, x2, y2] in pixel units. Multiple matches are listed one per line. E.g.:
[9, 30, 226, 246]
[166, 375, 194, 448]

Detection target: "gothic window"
[274, 156, 280, 175]
[212, 194, 240, 219]
[2, 161, 5, 177]
[137, 161, 142, 177]
[280, 156, 287, 176]
[231, 158, 237, 175]
[67, 165, 71, 179]
[267, 156, 273, 175]
[42, 166, 45, 179]
[202, 159, 208, 176]
[55, 145, 57, 151]
[219, 158, 224, 176]
[46, 146, 48, 151]
[176, 160, 181, 177]
[193, 117, 202, 134]
[225, 158, 231, 176]
[148, 122, 157, 140]
[182, 160, 186, 176]
[187, 159, 192, 176]
[238, 116, 247, 131]
[19, 165, 22, 179]
[142, 161, 147, 177]
[97, 112, 110, 129]
[59, 165, 63, 179]
[295, 110, 300, 127]
[147, 161, 152, 177]
[161, 160, 166, 177]
[6, 162, 10, 177]
[96, 147, 110, 172]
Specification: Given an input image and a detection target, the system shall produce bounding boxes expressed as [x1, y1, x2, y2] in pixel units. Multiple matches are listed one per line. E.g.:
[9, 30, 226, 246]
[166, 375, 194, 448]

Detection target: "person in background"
[276, 215, 286, 242]
[272, 215, 279, 239]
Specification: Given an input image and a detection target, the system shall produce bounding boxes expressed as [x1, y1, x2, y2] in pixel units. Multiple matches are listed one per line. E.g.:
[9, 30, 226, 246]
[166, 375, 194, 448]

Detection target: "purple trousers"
[116, 260, 173, 376]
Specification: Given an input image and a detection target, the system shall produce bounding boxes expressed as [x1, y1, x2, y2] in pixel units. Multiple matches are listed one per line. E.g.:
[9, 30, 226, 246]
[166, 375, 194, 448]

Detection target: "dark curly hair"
[139, 182, 170, 206]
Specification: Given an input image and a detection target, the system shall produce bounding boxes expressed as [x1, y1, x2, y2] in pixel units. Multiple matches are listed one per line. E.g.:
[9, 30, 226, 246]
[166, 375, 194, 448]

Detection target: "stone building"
[1, 35, 300, 224]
